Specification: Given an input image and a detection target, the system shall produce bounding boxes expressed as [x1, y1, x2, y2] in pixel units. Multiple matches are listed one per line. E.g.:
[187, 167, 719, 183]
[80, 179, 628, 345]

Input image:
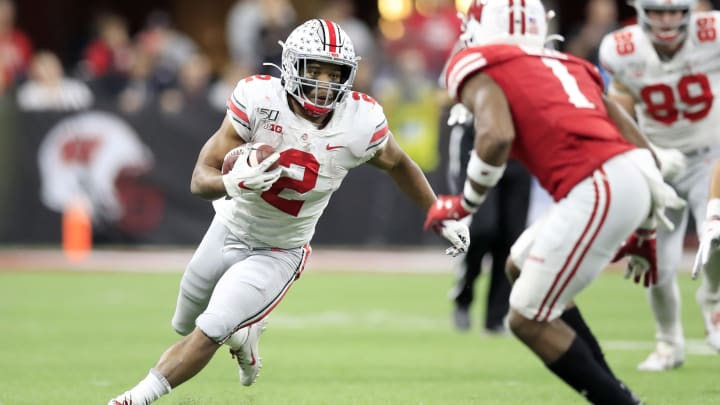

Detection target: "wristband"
[466, 152, 506, 187]
[462, 180, 485, 212]
[707, 198, 720, 220]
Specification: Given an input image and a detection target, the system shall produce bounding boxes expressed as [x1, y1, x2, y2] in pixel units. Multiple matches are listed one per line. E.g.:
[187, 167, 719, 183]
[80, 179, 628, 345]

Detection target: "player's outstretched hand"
[692, 218, 720, 279]
[424, 195, 473, 232]
[432, 219, 469, 257]
[223, 148, 281, 197]
[447, 103, 472, 126]
[650, 144, 687, 181]
[612, 228, 658, 287]
[424, 195, 471, 257]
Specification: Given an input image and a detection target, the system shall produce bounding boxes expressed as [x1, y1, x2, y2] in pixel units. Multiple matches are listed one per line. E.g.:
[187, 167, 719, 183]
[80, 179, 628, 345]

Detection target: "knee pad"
[171, 285, 207, 337]
[196, 312, 234, 344]
[171, 314, 195, 337]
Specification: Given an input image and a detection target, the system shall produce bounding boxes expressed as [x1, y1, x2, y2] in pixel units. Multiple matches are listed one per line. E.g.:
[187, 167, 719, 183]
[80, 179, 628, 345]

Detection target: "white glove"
[437, 219, 470, 257]
[222, 148, 282, 197]
[692, 218, 720, 279]
[447, 103, 472, 126]
[650, 143, 687, 181]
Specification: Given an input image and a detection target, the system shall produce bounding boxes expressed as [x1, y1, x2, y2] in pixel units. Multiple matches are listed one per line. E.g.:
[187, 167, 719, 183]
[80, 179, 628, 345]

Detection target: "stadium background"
[4, 0, 701, 248]
[3, 2, 720, 404]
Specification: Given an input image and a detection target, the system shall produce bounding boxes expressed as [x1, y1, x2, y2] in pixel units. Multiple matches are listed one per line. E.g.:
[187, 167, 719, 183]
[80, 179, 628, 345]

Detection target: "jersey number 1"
[542, 57, 596, 109]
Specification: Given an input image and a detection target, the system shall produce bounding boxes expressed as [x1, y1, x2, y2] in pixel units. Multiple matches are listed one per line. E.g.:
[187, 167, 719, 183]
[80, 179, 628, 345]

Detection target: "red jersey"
[445, 44, 634, 201]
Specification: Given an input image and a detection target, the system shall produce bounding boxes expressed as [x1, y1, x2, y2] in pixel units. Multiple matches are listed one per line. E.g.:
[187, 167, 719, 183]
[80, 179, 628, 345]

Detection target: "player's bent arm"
[461, 73, 514, 167]
[190, 116, 247, 200]
[602, 93, 650, 150]
[693, 160, 720, 278]
[368, 134, 437, 211]
[706, 160, 720, 220]
[606, 79, 637, 119]
[710, 161, 720, 200]
[458, 72, 514, 207]
[703, 160, 720, 217]
[601, 92, 665, 170]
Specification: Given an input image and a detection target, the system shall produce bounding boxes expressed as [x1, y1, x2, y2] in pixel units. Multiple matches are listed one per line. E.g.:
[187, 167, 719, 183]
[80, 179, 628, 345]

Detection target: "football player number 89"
[261, 148, 319, 216]
[640, 74, 713, 125]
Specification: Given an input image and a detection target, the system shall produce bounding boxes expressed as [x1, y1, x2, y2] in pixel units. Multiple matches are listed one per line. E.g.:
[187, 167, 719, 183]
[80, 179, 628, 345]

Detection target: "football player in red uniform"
[426, 0, 684, 403]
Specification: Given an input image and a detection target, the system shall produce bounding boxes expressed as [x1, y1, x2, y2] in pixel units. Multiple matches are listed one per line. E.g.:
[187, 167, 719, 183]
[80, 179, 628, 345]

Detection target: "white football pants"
[510, 150, 653, 321]
[171, 216, 310, 343]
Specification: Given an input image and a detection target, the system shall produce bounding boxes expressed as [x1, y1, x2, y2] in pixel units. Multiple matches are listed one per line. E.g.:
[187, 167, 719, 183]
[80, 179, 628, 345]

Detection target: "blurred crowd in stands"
[1, 0, 718, 168]
[1, 0, 718, 248]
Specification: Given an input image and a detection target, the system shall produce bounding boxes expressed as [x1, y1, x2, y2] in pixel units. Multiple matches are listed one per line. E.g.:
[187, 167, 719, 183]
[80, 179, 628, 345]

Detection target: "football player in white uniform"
[600, 0, 720, 371]
[107, 19, 469, 405]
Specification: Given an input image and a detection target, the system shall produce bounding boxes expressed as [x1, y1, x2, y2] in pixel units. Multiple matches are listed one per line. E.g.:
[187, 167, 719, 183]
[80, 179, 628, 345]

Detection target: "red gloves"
[423, 195, 473, 231]
[612, 228, 658, 288]
[423, 195, 472, 257]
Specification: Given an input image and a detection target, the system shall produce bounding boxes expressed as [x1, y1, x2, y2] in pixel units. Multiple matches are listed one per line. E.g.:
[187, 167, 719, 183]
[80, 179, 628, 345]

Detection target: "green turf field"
[1, 269, 718, 404]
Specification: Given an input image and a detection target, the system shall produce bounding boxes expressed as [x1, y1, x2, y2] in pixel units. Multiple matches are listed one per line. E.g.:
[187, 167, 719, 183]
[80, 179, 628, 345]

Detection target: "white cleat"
[637, 341, 684, 372]
[107, 392, 133, 405]
[230, 318, 268, 386]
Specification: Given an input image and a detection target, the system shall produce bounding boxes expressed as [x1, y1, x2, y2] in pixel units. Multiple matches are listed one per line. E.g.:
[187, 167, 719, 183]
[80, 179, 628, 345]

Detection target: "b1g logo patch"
[263, 122, 283, 134]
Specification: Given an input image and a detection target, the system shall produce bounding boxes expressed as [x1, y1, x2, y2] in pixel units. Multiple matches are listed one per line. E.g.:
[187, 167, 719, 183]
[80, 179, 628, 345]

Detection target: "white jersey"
[213, 75, 390, 249]
[599, 11, 720, 152]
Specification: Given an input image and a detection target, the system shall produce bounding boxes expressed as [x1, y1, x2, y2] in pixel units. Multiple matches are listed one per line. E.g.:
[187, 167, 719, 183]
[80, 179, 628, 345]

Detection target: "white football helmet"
[278, 19, 358, 116]
[631, 0, 695, 46]
[460, 0, 551, 49]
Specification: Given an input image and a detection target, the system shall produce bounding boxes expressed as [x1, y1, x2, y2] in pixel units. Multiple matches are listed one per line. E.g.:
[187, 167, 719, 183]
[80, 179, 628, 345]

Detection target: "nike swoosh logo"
[326, 144, 345, 151]
[249, 350, 257, 366]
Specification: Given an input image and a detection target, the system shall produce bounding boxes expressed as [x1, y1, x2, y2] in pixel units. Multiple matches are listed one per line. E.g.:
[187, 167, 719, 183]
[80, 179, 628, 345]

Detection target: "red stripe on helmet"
[520, 0, 526, 34]
[467, 0, 484, 21]
[508, 0, 515, 34]
[323, 19, 338, 53]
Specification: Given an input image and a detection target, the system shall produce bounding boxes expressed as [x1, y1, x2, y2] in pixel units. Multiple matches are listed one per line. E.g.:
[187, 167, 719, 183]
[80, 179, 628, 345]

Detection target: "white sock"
[127, 369, 172, 405]
[649, 277, 685, 348]
[224, 327, 249, 350]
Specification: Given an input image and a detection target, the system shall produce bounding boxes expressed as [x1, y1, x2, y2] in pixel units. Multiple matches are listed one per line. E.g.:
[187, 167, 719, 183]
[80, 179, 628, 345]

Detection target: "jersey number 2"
[261, 149, 319, 216]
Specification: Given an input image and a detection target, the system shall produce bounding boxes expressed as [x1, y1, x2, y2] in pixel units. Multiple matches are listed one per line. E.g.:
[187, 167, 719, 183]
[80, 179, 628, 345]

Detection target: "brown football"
[247, 143, 279, 170]
[222, 143, 278, 175]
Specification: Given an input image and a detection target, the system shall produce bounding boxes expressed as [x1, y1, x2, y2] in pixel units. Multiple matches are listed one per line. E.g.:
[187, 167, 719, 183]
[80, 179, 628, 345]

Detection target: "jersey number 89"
[640, 74, 714, 125]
